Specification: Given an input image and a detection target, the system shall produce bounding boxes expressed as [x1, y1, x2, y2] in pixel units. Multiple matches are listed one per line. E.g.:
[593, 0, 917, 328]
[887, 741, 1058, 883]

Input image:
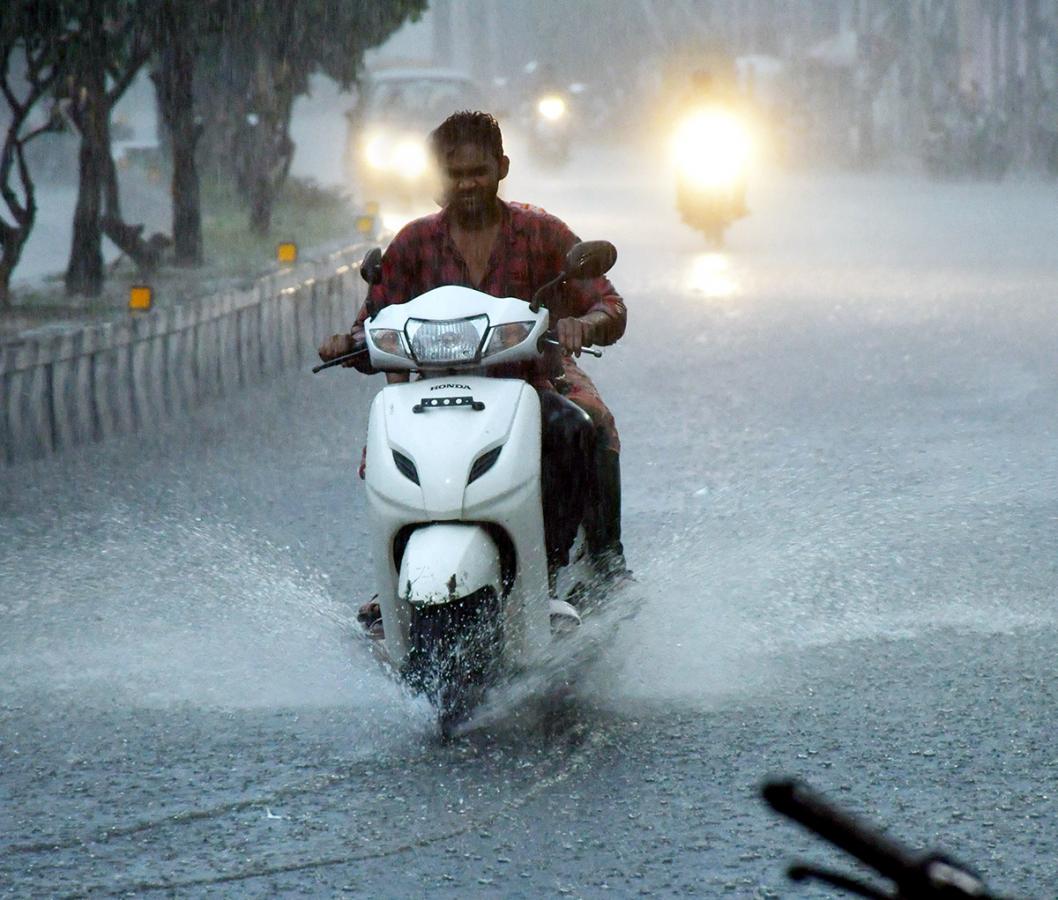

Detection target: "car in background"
[346, 68, 487, 205]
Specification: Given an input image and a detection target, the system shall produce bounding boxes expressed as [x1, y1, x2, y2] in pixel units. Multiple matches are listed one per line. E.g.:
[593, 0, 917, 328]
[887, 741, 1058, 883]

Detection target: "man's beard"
[450, 190, 492, 227]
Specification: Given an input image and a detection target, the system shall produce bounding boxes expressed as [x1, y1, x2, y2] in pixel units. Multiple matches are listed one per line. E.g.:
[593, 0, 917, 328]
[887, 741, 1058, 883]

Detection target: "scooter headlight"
[406, 316, 488, 365]
[484, 321, 535, 357]
[369, 328, 410, 358]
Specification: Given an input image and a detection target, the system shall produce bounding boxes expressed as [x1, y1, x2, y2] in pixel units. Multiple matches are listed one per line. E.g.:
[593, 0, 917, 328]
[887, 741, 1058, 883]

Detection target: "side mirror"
[360, 247, 382, 286]
[563, 240, 617, 279]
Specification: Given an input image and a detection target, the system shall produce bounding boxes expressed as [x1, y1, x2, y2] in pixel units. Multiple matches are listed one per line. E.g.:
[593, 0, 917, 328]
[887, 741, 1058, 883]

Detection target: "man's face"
[437, 142, 509, 224]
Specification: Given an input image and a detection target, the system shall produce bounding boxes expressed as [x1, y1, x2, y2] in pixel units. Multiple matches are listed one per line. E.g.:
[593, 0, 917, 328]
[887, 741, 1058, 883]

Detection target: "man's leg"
[584, 435, 628, 580]
[538, 389, 595, 572]
[554, 361, 629, 581]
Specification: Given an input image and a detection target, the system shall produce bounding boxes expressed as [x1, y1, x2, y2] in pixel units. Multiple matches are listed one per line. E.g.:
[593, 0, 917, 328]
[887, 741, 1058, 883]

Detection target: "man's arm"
[548, 218, 627, 355]
[317, 227, 416, 369]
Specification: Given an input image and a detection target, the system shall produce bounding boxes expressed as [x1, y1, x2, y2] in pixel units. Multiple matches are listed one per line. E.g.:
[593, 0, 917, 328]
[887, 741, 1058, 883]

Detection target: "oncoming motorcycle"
[528, 92, 572, 166]
[671, 107, 753, 246]
[316, 241, 617, 736]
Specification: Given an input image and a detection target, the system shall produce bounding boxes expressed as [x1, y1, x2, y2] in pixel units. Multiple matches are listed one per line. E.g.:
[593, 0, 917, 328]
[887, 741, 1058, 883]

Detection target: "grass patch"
[2, 174, 366, 332]
[201, 176, 360, 275]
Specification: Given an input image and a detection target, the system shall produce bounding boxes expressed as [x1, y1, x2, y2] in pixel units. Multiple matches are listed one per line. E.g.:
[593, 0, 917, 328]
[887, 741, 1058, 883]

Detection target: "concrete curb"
[0, 244, 370, 465]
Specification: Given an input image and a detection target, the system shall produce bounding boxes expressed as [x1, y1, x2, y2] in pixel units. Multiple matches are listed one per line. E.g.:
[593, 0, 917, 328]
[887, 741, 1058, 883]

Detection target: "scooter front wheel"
[402, 587, 503, 738]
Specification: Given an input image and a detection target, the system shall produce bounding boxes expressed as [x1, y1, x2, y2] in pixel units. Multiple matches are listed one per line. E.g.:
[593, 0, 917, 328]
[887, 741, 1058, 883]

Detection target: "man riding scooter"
[318, 111, 630, 633]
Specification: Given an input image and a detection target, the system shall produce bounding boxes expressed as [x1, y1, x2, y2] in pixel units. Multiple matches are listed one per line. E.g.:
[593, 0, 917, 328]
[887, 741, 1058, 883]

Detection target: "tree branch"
[12, 137, 36, 225]
[110, 15, 138, 55]
[105, 14, 148, 86]
[19, 116, 61, 146]
[100, 147, 170, 272]
[0, 108, 28, 223]
[0, 163, 28, 226]
[0, 72, 25, 120]
[106, 47, 150, 106]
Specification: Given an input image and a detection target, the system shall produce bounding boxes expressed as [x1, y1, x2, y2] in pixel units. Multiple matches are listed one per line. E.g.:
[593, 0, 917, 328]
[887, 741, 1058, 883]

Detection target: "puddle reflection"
[687, 252, 739, 299]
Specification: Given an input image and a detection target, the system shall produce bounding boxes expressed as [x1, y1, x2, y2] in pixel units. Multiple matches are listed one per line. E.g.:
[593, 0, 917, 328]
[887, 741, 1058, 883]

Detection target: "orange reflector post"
[276, 241, 298, 264]
[355, 216, 375, 234]
[129, 285, 152, 311]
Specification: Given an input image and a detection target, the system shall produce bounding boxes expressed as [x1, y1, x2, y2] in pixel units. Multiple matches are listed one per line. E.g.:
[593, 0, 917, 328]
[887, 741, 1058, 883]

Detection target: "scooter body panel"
[364, 376, 550, 670]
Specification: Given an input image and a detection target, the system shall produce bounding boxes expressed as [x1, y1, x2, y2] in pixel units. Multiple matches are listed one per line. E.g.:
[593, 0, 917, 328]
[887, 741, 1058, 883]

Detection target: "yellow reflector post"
[129, 285, 152, 311]
[355, 216, 375, 234]
[276, 241, 298, 264]
[365, 200, 380, 215]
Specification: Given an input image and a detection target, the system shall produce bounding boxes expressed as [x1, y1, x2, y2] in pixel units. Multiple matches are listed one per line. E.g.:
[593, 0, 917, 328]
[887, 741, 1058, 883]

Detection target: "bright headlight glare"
[672, 110, 752, 187]
[679, 153, 745, 188]
[369, 328, 408, 358]
[393, 138, 427, 179]
[407, 316, 487, 364]
[537, 95, 567, 120]
[364, 133, 389, 170]
[485, 322, 535, 356]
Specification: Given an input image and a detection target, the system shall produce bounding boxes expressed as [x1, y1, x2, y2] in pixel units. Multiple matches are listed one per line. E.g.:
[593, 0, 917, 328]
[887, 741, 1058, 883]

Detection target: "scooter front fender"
[397, 523, 502, 607]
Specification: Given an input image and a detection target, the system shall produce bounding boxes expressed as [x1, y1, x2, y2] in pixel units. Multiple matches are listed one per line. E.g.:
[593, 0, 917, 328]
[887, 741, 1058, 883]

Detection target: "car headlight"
[484, 321, 535, 357]
[369, 328, 410, 358]
[406, 316, 488, 365]
[364, 133, 389, 170]
[393, 138, 428, 180]
[537, 95, 567, 121]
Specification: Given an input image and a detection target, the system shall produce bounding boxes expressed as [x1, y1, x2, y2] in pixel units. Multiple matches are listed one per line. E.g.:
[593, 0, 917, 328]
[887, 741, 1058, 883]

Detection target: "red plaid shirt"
[351, 200, 626, 387]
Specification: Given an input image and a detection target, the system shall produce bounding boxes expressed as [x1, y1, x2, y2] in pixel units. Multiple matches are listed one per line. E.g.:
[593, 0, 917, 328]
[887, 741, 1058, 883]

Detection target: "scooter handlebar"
[313, 333, 603, 375]
[542, 336, 603, 358]
[312, 345, 369, 373]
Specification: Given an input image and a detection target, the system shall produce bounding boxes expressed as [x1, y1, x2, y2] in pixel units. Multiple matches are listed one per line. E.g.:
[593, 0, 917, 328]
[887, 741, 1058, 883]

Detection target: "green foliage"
[206, 0, 427, 91]
[1, 2, 66, 65]
[57, 0, 152, 89]
[193, 0, 427, 234]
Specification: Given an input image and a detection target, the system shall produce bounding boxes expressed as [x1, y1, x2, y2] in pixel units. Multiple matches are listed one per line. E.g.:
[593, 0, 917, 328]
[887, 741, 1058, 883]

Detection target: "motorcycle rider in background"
[680, 67, 750, 218]
[523, 62, 573, 165]
[319, 112, 630, 628]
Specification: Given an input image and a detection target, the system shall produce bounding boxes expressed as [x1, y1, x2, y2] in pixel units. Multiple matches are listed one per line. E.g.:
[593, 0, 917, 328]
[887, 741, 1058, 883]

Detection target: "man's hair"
[429, 110, 504, 162]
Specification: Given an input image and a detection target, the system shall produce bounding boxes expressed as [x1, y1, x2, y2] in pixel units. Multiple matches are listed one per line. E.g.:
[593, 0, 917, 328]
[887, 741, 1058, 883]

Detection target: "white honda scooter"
[315, 241, 617, 736]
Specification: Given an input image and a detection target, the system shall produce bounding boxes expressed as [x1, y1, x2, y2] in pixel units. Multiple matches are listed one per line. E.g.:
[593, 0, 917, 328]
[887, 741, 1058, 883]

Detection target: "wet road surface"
[3, 142, 1058, 896]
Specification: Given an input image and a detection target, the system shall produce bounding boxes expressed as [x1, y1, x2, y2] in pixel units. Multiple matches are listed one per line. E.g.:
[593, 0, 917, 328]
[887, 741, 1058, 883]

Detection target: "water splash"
[0, 503, 426, 739]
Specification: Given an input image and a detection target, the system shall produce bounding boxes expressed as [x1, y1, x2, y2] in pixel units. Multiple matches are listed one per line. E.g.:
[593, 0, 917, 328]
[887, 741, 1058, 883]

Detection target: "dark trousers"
[540, 390, 595, 570]
[539, 390, 626, 576]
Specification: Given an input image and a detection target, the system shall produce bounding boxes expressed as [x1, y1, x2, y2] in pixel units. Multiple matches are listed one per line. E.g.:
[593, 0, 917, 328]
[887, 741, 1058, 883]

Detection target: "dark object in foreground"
[761, 779, 1008, 899]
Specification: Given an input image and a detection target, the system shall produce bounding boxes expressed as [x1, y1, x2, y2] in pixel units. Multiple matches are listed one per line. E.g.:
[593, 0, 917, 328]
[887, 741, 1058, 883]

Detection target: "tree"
[62, 0, 155, 297]
[197, 0, 427, 236]
[150, 1, 226, 266]
[0, 3, 68, 306]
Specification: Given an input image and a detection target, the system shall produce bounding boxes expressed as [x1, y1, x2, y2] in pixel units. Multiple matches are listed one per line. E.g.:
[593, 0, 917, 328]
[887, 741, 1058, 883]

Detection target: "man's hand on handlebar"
[318, 333, 357, 365]
[555, 316, 595, 357]
[318, 332, 374, 373]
